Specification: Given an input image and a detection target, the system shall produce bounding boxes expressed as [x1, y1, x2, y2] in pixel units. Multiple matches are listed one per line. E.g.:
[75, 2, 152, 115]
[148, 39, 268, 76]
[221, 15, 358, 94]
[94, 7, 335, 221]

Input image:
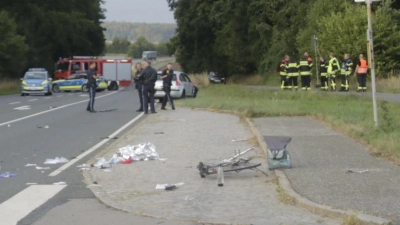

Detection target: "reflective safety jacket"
[286, 60, 299, 77]
[299, 56, 313, 76]
[320, 60, 328, 76]
[341, 58, 353, 75]
[279, 59, 288, 76]
[328, 57, 340, 74]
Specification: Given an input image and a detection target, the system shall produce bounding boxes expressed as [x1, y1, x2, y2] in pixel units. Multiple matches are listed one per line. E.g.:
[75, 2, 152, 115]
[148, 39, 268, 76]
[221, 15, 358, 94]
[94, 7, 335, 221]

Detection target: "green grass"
[0, 80, 20, 96]
[178, 85, 400, 163]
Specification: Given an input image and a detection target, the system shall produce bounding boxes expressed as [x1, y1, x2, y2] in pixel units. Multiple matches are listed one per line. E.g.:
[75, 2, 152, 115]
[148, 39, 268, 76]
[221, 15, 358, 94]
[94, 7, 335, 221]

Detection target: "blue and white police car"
[20, 68, 53, 96]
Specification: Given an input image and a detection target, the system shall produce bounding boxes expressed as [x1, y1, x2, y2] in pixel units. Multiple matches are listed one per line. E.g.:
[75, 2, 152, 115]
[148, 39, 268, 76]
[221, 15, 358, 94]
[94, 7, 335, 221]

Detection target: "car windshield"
[56, 62, 69, 71]
[24, 72, 47, 80]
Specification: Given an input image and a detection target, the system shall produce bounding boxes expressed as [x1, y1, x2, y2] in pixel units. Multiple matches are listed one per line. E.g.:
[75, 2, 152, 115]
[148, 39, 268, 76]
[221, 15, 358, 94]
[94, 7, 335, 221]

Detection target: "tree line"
[105, 36, 174, 58]
[0, 0, 105, 78]
[167, 0, 400, 78]
[103, 22, 177, 43]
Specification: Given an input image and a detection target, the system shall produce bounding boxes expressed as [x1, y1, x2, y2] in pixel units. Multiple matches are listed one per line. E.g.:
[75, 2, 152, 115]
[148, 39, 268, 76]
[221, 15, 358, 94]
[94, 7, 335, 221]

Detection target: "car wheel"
[81, 84, 88, 92]
[180, 90, 186, 99]
[52, 84, 60, 93]
[21, 93, 26, 96]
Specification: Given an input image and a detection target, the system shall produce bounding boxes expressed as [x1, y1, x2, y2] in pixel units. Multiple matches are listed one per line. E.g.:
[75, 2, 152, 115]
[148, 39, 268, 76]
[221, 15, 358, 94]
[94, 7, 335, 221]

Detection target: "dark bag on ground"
[263, 136, 292, 170]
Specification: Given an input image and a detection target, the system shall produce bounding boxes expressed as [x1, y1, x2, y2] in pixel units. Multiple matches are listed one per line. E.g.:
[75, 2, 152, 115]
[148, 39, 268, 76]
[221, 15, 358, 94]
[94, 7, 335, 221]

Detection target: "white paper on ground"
[44, 157, 69, 164]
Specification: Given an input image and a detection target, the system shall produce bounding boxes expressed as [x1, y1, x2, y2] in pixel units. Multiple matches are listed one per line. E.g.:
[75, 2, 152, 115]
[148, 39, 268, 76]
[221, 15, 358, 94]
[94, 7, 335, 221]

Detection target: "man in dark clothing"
[160, 63, 175, 110]
[86, 62, 98, 113]
[139, 61, 157, 114]
[133, 62, 144, 112]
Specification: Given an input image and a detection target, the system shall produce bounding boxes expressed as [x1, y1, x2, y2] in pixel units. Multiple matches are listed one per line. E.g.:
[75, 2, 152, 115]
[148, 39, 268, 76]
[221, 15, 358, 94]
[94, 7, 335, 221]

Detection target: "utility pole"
[355, 0, 380, 128]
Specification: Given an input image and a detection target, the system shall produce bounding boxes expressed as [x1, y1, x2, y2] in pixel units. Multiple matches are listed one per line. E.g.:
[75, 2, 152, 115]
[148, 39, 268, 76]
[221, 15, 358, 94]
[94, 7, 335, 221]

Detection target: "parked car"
[208, 71, 226, 84]
[154, 71, 196, 101]
[20, 68, 53, 96]
[51, 72, 108, 93]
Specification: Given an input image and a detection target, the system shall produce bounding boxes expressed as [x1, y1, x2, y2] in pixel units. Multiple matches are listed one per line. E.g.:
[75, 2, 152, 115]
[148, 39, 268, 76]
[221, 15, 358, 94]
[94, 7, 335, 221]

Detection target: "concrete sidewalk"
[83, 108, 340, 225]
[253, 117, 400, 224]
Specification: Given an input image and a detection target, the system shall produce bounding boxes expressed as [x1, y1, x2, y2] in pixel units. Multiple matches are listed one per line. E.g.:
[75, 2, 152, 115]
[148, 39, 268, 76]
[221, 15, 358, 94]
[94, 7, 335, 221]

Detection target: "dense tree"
[106, 37, 131, 54]
[127, 36, 156, 59]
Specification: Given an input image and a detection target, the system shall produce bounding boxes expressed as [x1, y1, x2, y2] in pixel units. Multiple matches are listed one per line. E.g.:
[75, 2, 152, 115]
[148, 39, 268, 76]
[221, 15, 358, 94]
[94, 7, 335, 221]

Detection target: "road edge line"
[245, 117, 391, 225]
[48, 110, 143, 177]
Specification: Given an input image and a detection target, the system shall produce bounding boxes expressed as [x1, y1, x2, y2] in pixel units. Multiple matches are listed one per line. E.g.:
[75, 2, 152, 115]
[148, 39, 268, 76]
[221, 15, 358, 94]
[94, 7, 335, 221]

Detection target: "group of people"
[279, 52, 369, 92]
[133, 61, 175, 114]
[85, 61, 176, 113]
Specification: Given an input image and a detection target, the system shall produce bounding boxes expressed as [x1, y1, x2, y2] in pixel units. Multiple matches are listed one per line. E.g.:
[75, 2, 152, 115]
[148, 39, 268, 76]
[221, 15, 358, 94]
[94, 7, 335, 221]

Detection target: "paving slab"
[84, 108, 340, 225]
[253, 117, 400, 223]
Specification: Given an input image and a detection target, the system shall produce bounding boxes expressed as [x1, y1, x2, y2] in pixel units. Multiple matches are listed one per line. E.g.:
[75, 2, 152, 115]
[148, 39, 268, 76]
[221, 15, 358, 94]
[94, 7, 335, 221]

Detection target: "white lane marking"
[28, 99, 38, 102]
[9, 102, 20, 105]
[44, 97, 52, 99]
[14, 105, 31, 111]
[0, 88, 123, 127]
[56, 95, 63, 97]
[49, 111, 143, 176]
[0, 185, 66, 225]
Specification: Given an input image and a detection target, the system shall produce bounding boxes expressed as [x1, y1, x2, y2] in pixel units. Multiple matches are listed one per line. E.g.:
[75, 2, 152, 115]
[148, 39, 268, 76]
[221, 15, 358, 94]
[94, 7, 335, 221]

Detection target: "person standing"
[133, 62, 144, 112]
[355, 54, 368, 92]
[139, 60, 157, 114]
[86, 62, 98, 113]
[286, 56, 299, 91]
[319, 56, 329, 91]
[161, 63, 175, 110]
[328, 53, 340, 91]
[279, 55, 289, 90]
[340, 54, 353, 92]
[299, 52, 313, 91]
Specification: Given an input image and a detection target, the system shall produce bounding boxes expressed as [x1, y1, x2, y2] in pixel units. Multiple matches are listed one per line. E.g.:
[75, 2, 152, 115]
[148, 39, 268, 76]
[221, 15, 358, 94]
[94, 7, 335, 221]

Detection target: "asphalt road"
[0, 86, 174, 225]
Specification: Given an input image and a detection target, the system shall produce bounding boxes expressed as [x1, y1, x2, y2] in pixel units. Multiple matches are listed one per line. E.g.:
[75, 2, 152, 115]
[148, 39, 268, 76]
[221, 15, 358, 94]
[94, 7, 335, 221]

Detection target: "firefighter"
[328, 53, 340, 91]
[320, 56, 329, 90]
[86, 62, 98, 113]
[340, 54, 353, 92]
[286, 56, 299, 91]
[160, 63, 175, 110]
[355, 54, 368, 92]
[299, 52, 313, 91]
[133, 62, 144, 112]
[279, 55, 289, 90]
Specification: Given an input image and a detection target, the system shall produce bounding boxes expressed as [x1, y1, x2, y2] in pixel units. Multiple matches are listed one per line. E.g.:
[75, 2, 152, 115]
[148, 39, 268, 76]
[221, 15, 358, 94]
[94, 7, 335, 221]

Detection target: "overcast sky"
[102, 0, 175, 23]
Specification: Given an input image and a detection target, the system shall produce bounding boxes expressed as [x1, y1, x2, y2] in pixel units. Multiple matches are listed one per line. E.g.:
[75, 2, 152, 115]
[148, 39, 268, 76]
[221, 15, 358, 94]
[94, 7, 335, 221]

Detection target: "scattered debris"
[103, 169, 112, 172]
[0, 173, 16, 178]
[232, 138, 248, 142]
[346, 169, 369, 174]
[36, 125, 50, 129]
[93, 181, 98, 184]
[100, 136, 118, 140]
[53, 182, 66, 185]
[49, 106, 57, 109]
[121, 158, 133, 164]
[77, 164, 90, 168]
[155, 182, 184, 190]
[79, 168, 90, 171]
[183, 195, 194, 201]
[7, 124, 11, 127]
[44, 157, 69, 164]
[25, 164, 37, 167]
[36, 166, 51, 170]
[118, 142, 159, 161]
[86, 184, 102, 188]
[26, 183, 38, 185]
[98, 108, 117, 112]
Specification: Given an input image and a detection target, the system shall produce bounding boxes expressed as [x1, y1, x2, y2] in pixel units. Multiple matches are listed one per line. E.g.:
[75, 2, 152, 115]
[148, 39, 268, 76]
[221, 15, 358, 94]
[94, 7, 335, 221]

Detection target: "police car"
[51, 72, 108, 93]
[20, 68, 53, 96]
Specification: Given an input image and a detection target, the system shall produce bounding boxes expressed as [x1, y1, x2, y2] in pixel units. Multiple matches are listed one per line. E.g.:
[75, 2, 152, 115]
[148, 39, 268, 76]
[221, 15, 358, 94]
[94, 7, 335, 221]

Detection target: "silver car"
[154, 71, 195, 101]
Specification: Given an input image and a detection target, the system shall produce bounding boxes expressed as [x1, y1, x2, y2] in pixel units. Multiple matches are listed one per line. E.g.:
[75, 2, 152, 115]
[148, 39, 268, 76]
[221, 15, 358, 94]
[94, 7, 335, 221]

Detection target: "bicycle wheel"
[223, 162, 261, 173]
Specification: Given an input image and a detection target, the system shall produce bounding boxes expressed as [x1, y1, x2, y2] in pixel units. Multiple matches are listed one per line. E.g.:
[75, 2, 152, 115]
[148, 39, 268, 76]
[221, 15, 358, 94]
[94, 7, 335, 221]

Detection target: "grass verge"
[177, 85, 400, 163]
[0, 79, 20, 96]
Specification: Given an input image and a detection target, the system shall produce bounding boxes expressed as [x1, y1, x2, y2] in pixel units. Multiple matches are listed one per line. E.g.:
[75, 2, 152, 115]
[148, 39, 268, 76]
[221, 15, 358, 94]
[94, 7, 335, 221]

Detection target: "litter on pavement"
[118, 142, 159, 161]
[232, 138, 248, 142]
[53, 182, 66, 185]
[25, 164, 37, 167]
[44, 157, 69, 164]
[0, 173, 16, 178]
[100, 136, 118, 140]
[346, 169, 369, 174]
[37, 125, 49, 129]
[26, 183, 38, 185]
[36, 166, 51, 170]
[155, 182, 184, 190]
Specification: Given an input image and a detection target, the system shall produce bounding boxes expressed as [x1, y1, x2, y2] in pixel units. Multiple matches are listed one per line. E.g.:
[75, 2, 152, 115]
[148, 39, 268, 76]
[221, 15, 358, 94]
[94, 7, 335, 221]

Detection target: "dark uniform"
[320, 60, 329, 90]
[286, 60, 299, 90]
[86, 68, 97, 112]
[279, 59, 289, 90]
[299, 56, 313, 91]
[133, 69, 144, 111]
[140, 66, 157, 114]
[340, 58, 353, 91]
[161, 68, 175, 110]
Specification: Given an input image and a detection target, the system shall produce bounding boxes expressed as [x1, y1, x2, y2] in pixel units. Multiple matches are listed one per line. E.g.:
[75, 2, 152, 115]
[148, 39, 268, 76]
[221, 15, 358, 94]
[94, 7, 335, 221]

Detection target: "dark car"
[208, 71, 226, 84]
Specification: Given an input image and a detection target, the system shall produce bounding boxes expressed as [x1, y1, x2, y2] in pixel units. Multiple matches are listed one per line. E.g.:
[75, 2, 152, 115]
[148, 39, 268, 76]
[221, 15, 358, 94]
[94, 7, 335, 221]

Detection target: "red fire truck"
[54, 56, 133, 90]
